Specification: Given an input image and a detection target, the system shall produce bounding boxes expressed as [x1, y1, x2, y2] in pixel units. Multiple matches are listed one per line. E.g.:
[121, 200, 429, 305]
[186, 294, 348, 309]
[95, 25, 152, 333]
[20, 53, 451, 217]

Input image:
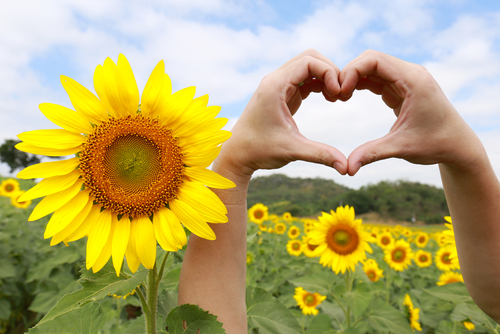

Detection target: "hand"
[215, 49, 348, 182]
[339, 50, 482, 176]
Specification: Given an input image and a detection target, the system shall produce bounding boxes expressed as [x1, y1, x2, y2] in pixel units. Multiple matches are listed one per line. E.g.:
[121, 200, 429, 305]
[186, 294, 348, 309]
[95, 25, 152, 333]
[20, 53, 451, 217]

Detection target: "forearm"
[439, 143, 500, 322]
[178, 153, 251, 333]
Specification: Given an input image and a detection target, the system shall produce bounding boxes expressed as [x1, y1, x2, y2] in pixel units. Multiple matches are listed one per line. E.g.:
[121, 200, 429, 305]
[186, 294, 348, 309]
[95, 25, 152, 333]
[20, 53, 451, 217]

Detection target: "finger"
[346, 133, 401, 176]
[280, 49, 340, 74]
[288, 135, 348, 175]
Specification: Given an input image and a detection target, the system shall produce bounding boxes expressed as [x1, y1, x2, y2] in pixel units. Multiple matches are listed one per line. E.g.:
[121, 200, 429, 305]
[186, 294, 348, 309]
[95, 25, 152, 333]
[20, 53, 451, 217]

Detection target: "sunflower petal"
[112, 215, 130, 276]
[66, 205, 101, 242]
[177, 182, 227, 223]
[28, 179, 84, 221]
[19, 169, 81, 202]
[159, 86, 196, 125]
[18, 129, 85, 150]
[44, 190, 91, 238]
[50, 198, 93, 245]
[117, 54, 140, 116]
[169, 199, 215, 240]
[180, 130, 231, 153]
[60, 75, 108, 122]
[94, 65, 118, 117]
[92, 227, 113, 273]
[141, 60, 165, 118]
[184, 167, 235, 189]
[17, 158, 79, 180]
[182, 145, 221, 168]
[125, 220, 141, 273]
[153, 207, 186, 251]
[173, 108, 224, 138]
[15, 142, 80, 157]
[39, 103, 94, 134]
[135, 216, 156, 270]
[86, 209, 112, 269]
[171, 95, 210, 129]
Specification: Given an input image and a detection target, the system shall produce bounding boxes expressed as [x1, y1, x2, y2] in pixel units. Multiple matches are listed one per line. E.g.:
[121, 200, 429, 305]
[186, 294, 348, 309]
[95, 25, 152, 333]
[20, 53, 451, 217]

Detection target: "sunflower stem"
[385, 268, 392, 303]
[135, 286, 150, 318]
[156, 251, 170, 290]
[145, 263, 158, 334]
[345, 271, 351, 328]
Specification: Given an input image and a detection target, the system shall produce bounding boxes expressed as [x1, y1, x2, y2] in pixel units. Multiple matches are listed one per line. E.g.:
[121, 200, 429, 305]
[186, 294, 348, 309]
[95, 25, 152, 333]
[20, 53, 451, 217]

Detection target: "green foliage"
[248, 174, 448, 224]
[0, 139, 41, 173]
[165, 304, 226, 334]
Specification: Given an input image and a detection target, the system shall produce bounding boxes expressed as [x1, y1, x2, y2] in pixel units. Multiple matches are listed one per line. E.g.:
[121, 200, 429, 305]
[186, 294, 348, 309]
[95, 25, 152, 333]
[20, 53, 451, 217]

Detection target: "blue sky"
[2, 0, 500, 189]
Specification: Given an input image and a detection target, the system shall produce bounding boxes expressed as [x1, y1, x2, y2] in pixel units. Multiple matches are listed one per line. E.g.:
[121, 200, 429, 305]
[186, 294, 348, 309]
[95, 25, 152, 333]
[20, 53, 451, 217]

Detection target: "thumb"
[347, 133, 401, 176]
[288, 136, 348, 175]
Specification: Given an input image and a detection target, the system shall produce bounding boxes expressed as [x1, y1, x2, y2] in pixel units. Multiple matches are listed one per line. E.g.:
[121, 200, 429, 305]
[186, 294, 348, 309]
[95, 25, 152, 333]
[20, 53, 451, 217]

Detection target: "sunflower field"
[1, 174, 500, 334]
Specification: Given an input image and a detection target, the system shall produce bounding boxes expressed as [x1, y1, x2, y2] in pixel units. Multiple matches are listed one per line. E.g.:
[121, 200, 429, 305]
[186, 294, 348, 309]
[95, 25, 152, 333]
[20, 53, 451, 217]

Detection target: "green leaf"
[0, 298, 11, 320]
[344, 283, 372, 318]
[320, 300, 345, 326]
[364, 298, 414, 334]
[165, 304, 226, 334]
[288, 272, 339, 296]
[306, 313, 336, 334]
[28, 301, 107, 334]
[246, 286, 301, 334]
[159, 267, 181, 292]
[29, 272, 81, 313]
[26, 250, 81, 283]
[423, 283, 473, 304]
[122, 315, 145, 334]
[32, 262, 148, 329]
[450, 303, 489, 326]
[0, 259, 15, 278]
[247, 232, 258, 243]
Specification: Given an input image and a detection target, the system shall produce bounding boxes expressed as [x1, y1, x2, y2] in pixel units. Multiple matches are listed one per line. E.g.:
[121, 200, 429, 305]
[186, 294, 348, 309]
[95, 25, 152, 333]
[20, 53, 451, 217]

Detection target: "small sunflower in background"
[248, 203, 269, 224]
[274, 222, 287, 235]
[376, 231, 394, 249]
[246, 252, 253, 265]
[435, 246, 460, 271]
[258, 224, 268, 232]
[301, 236, 319, 258]
[384, 239, 413, 271]
[293, 287, 326, 315]
[401, 228, 412, 238]
[403, 294, 422, 332]
[282, 212, 293, 222]
[286, 239, 302, 257]
[15, 54, 235, 276]
[288, 225, 301, 239]
[442, 216, 459, 265]
[363, 259, 384, 282]
[463, 321, 475, 331]
[414, 232, 429, 248]
[0, 178, 20, 198]
[11, 191, 32, 209]
[437, 271, 464, 286]
[269, 214, 279, 223]
[308, 205, 374, 274]
[414, 250, 432, 268]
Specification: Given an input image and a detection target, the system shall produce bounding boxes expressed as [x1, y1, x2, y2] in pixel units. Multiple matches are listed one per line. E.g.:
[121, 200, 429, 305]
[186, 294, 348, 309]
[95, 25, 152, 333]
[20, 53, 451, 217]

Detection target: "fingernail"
[351, 162, 362, 176]
[333, 162, 344, 174]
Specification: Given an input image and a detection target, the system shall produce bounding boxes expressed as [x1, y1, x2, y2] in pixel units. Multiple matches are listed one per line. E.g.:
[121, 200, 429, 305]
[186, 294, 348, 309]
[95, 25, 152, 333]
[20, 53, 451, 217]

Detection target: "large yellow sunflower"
[15, 55, 235, 276]
[384, 239, 413, 271]
[293, 287, 326, 315]
[248, 203, 269, 224]
[0, 179, 20, 198]
[403, 294, 422, 332]
[308, 205, 374, 274]
[414, 250, 432, 268]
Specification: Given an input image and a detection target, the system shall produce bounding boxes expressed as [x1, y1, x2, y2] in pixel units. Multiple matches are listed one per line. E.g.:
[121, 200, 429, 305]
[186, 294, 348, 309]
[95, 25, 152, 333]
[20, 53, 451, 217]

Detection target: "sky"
[2, 0, 500, 189]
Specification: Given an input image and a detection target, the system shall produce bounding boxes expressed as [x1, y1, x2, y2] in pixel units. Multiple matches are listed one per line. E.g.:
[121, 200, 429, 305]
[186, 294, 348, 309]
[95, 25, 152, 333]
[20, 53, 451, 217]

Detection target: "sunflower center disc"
[254, 210, 263, 219]
[304, 294, 316, 306]
[442, 253, 451, 264]
[327, 224, 360, 255]
[79, 115, 184, 218]
[5, 185, 13, 192]
[419, 255, 428, 262]
[392, 249, 405, 262]
[293, 242, 300, 250]
[381, 237, 390, 245]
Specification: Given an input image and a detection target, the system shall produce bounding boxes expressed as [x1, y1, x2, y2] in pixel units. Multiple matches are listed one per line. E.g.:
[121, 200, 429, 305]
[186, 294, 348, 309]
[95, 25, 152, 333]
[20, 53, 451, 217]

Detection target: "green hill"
[247, 174, 449, 224]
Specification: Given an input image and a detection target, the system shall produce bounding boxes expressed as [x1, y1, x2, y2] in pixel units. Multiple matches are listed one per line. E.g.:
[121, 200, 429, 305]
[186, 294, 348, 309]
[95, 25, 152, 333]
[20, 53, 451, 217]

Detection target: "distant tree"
[0, 139, 41, 173]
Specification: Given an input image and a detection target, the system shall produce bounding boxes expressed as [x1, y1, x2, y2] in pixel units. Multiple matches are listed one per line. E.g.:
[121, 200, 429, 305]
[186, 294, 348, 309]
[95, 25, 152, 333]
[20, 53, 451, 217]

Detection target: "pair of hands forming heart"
[217, 49, 480, 181]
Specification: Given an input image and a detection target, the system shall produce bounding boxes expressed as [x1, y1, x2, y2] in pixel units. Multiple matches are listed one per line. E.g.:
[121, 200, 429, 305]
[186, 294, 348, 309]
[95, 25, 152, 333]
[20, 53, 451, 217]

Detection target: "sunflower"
[308, 205, 374, 274]
[275, 222, 287, 234]
[248, 203, 269, 224]
[363, 259, 384, 282]
[269, 214, 279, 223]
[0, 179, 20, 198]
[384, 239, 413, 271]
[246, 252, 253, 265]
[414, 232, 429, 248]
[435, 246, 460, 271]
[463, 321, 475, 331]
[283, 212, 293, 222]
[11, 191, 32, 209]
[437, 271, 464, 286]
[414, 250, 432, 268]
[15, 55, 235, 276]
[301, 236, 319, 258]
[441, 216, 459, 265]
[288, 225, 301, 239]
[376, 231, 394, 249]
[293, 287, 326, 315]
[258, 224, 268, 232]
[403, 294, 422, 332]
[287, 239, 303, 256]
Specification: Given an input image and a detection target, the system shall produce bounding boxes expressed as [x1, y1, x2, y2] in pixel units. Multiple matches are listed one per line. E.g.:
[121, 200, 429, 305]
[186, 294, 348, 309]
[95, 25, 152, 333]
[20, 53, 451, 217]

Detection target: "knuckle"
[315, 151, 330, 165]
